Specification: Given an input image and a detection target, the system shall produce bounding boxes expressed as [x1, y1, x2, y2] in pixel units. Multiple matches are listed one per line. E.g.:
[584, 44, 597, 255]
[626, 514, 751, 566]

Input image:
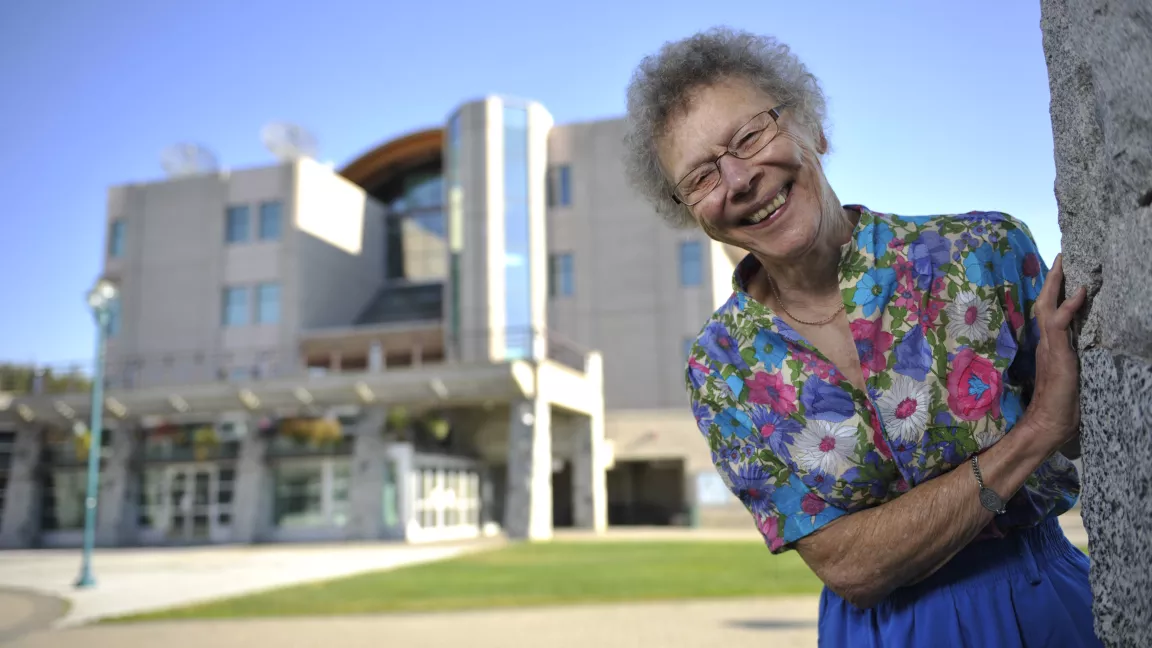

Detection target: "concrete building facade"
[0, 95, 745, 549]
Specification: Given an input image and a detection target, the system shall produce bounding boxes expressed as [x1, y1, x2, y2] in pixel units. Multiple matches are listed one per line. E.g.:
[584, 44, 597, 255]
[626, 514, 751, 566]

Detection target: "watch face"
[980, 488, 1004, 512]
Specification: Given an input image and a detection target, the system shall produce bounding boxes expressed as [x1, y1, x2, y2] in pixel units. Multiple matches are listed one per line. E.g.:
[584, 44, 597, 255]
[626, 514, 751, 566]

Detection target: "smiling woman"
[622, 27, 1098, 647]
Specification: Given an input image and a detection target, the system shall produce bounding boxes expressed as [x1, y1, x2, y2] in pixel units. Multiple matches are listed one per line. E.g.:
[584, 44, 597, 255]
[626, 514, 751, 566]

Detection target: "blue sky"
[0, 0, 1060, 364]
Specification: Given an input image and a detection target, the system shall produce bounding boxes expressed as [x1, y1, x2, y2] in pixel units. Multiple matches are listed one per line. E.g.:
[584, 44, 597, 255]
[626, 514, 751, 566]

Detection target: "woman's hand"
[1019, 253, 1088, 456]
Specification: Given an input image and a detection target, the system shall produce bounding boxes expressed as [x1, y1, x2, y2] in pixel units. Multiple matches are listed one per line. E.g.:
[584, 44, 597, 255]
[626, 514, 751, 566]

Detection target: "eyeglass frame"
[670, 105, 787, 206]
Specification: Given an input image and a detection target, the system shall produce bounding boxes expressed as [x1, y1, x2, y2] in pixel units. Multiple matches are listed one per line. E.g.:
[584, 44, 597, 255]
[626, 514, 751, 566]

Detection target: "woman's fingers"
[1052, 285, 1088, 331]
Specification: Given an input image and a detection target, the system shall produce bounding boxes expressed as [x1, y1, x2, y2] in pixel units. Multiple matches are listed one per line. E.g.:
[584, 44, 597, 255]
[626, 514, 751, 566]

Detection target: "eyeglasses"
[671, 106, 786, 206]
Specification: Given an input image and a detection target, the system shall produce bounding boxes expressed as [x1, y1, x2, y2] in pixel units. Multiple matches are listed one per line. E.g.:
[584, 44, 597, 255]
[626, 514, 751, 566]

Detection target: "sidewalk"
[0, 539, 501, 627]
[4, 596, 822, 648]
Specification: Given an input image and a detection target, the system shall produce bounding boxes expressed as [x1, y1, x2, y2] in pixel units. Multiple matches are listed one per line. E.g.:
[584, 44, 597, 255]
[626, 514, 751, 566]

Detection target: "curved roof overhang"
[339, 128, 443, 193]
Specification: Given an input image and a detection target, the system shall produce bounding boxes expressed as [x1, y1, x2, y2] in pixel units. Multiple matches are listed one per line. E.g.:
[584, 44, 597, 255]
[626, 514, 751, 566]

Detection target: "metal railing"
[1, 327, 595, 397]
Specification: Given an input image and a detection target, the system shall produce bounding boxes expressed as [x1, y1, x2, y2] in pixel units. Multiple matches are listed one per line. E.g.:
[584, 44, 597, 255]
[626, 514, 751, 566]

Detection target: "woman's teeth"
[745, 185, 790, 225]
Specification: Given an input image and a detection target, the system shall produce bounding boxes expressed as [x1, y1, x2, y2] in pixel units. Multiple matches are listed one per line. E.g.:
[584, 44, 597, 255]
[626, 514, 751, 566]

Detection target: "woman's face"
[658, 77, 833, 262]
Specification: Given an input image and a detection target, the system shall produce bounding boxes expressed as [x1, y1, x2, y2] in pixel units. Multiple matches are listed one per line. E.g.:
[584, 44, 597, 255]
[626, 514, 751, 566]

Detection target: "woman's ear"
[816, 128, 829, 155]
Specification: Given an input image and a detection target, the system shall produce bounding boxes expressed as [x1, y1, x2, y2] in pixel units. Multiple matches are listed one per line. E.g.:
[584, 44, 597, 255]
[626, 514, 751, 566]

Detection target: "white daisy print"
[946, 291, 993, 342]
[794, 419, 858, 476]
[877, 375, 932, 443]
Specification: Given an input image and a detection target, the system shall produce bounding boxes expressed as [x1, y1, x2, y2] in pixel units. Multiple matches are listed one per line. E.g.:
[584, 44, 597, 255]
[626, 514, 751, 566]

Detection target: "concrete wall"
[546, 119, 734, 412]
[101, 159, 387, 389]
[295, 158, 384, 332]
[1040, 1, 1152, 644]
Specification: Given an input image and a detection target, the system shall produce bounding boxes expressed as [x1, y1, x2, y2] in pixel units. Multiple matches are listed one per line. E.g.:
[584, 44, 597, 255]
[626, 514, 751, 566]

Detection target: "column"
[97, 424, 140, 546]
[0, 425, 44, 549]
[504, 397, 552, 540]
[231, 426, 269, 543]
[572, 409, 608, 533]
[348, 407, 388, 540]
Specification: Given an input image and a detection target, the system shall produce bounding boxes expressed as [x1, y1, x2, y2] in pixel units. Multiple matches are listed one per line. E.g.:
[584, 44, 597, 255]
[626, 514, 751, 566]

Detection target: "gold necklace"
[765, 272, 846, 326]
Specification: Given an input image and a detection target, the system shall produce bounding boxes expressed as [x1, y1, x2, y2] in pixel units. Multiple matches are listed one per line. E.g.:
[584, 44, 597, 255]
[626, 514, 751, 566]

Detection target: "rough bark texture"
[1040, 0, 1152, 645]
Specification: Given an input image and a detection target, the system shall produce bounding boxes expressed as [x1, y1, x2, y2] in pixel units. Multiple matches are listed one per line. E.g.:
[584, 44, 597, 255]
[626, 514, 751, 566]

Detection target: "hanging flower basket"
[191, 426, 220, 460]
[422, 415, 451, 441]
[279, 417, 343, 447]
[73, 430, 92, 462]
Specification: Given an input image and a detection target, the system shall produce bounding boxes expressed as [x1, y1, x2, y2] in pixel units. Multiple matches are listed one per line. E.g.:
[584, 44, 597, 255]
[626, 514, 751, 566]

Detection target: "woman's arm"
[795, 254, 1087, 609]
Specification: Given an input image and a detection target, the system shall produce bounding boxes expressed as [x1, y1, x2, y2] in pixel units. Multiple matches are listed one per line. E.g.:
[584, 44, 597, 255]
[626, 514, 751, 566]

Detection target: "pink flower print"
[946, 348, 1003, 421]
[867, 405, 893, 459]
[757, 514, 786, 552]
[890, 238, 906, 251]
[794, 349, 836, 380]
[745, 372, 798, 416]
[894, 279, 922, 311]
[801, 493, 827, 515]
[851, 318, 894, 378]
[1003, 287, 1025, 332]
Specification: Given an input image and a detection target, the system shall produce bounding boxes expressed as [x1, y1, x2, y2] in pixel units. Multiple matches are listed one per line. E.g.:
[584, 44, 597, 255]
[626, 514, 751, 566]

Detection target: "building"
[0, 96, 746, 549]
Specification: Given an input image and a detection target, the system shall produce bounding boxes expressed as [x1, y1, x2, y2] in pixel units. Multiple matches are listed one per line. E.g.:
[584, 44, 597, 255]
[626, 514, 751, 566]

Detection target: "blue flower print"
[749, 405, 801, 458]
[700, 321, 749, 372]
[772, 317, 807, 344]
[964, 242, 1014, 287]
[996, 322, 1017, 360]
[775, 474, 847, 542]
[753, 329, 788, 371]
[730, 462, 776, 516]
[861, 220, 894, 255]
[909, 231, 951, 289]
[852, 267, 897, 317]
[893, 325, 933, 381]
[691, 398, 714, 428]
[800, 376, 856, 422]
[802, 468, 837, 495]
[1002, 389, 1024, 430]
[715, 408, 755, 439]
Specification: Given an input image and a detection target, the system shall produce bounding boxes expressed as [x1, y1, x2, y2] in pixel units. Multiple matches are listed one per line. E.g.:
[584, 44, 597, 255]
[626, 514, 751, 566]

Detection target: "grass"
[108, 541, 821, 622]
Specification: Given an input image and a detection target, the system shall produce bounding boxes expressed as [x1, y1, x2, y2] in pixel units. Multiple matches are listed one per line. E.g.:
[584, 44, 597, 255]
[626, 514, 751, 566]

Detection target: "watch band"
[970, 455, 1007, 515]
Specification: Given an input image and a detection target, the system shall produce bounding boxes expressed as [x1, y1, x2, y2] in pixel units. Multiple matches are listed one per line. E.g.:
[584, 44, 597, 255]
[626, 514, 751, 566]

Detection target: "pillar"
[504, 398, 552, 540]
[231, 425, 269, 543]
[0, 425, 43, 548]
[1041, 0, 1152, 643]
[571, 410, 608, 532]
[96, 424, 139, 546]
[348, 407, 388, 540]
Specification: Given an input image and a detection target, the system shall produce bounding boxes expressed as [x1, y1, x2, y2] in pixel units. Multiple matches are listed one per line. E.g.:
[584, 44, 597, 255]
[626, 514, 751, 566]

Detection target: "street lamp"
[75, 278, 117, 589]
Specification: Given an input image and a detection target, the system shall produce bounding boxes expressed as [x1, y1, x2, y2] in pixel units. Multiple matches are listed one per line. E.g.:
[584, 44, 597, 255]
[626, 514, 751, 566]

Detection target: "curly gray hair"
[623, 27, 830, 228]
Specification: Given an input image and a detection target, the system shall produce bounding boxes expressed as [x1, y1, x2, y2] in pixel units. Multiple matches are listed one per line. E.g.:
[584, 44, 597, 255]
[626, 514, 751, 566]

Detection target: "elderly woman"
[623, 28, 1098, 647]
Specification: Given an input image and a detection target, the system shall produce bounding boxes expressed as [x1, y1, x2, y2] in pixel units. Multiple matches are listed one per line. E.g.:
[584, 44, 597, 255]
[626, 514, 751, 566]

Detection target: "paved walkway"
[0, 540, 500, 627]
[4, 596, 822, 648]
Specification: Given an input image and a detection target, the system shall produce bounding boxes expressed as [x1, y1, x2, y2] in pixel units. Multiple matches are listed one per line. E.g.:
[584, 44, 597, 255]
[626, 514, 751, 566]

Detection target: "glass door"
[165, 465, 218, 542]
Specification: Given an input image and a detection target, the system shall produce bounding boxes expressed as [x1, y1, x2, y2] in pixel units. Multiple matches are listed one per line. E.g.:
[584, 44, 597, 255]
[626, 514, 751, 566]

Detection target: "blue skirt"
[818, 517, 1100, 647]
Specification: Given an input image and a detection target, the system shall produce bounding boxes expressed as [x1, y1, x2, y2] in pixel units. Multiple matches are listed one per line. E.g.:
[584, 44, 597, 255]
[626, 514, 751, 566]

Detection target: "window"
[256, 283, 280, 324]
[679, 241, 703, 287]
[549, 253, 574, 297]
[222, 287, 249, 326]
[547, 165, 572, 207]
[106, 295, 122, 338]
[108, 219, 126, 258]
[259, 201, 282, 241]
[272, 460, 351, 529]
[504, 106, 531, 360]
[225, 205, 250, 243]
[41, 469, 86, 531]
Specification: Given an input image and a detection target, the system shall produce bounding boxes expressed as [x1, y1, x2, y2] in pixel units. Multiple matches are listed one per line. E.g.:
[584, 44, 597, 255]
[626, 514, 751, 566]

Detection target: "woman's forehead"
[658, 78, 778, 176]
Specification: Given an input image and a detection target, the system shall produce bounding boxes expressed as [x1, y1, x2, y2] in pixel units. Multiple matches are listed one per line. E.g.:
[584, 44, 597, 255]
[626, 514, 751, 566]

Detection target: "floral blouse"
[686, 205, 1079, 553]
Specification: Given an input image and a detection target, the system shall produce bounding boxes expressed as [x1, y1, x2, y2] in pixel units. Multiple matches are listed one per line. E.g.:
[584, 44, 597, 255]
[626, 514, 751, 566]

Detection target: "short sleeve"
[686, 346, 848, 554]
[998, 217, 1050, 414]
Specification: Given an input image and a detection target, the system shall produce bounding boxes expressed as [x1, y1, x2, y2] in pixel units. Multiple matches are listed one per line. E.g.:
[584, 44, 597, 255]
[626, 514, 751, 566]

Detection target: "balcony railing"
[0, 327, 594, 397]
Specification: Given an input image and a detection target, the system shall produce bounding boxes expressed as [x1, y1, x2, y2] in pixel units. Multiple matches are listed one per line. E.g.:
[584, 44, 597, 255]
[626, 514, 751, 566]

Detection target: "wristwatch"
[970, 455, 1007, 515]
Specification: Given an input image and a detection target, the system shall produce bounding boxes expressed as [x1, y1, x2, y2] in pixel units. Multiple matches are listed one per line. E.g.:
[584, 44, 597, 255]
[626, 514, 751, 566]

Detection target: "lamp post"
[75, 278, 117, 589]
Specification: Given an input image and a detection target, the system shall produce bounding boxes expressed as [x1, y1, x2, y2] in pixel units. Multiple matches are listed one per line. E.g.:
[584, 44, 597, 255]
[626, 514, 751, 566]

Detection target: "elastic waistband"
[891, 517, 1078, 601]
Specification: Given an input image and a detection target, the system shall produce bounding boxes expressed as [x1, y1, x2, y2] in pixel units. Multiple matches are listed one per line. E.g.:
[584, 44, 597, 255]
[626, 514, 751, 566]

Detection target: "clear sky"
[0, 0, 1061, 365]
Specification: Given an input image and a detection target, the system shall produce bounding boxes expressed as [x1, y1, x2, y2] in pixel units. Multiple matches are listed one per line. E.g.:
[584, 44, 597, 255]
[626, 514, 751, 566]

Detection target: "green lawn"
[109, 541, 821, 622]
